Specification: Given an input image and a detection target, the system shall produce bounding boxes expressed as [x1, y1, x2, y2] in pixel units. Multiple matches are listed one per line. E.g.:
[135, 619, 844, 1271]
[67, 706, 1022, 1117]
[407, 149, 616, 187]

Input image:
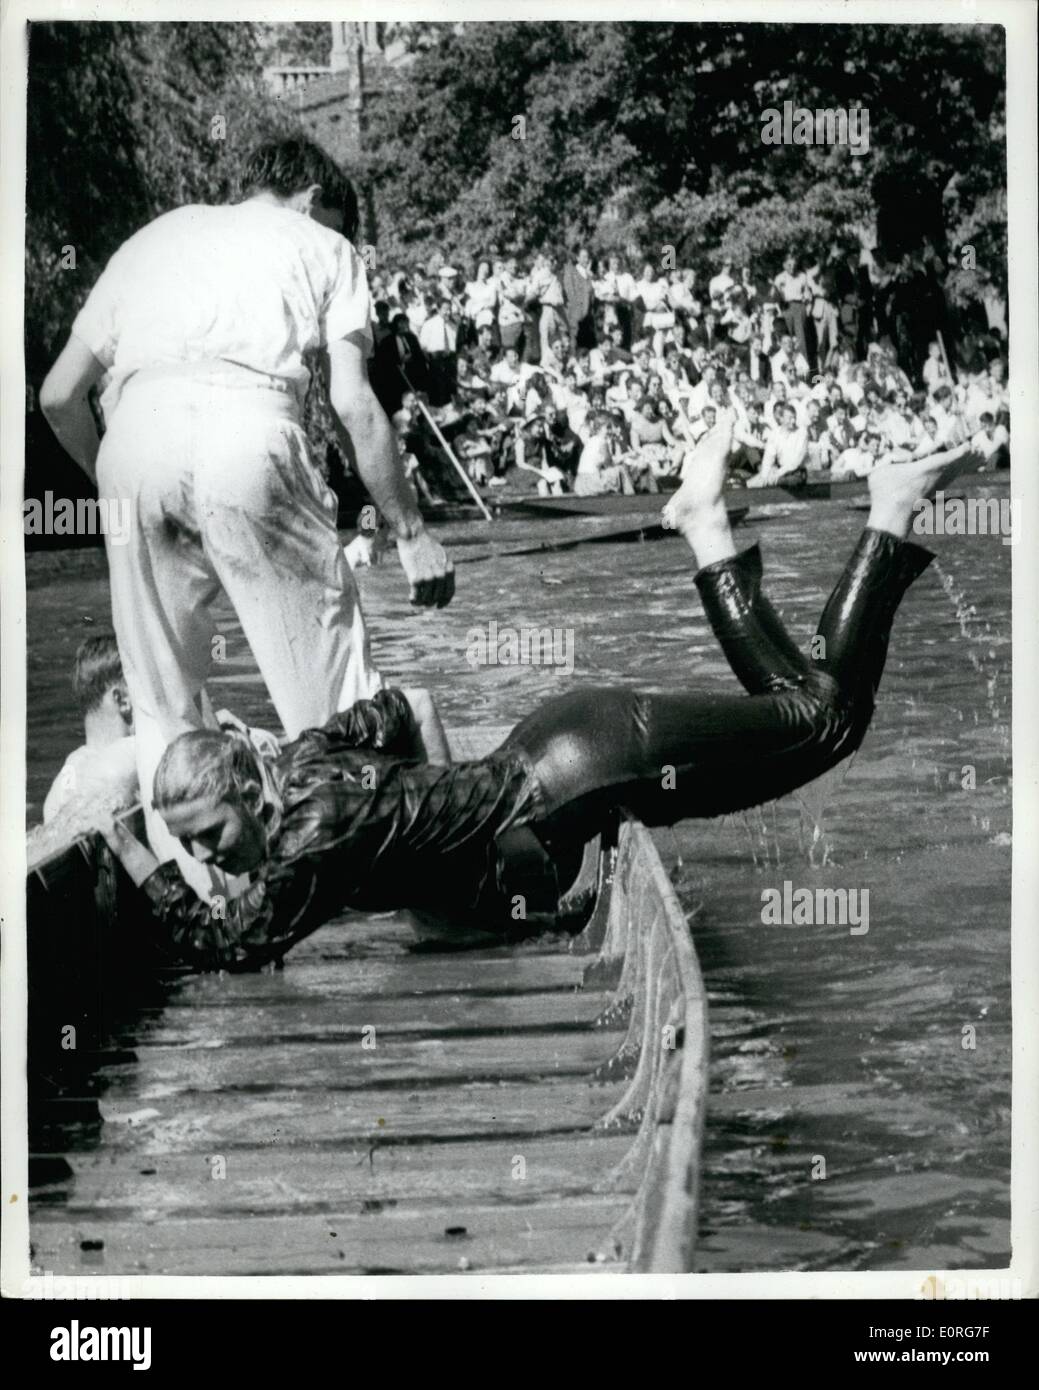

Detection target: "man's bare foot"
[867, 442, 983, 539]
[661, 424, 732, 528]
[661, 424, 736, 568]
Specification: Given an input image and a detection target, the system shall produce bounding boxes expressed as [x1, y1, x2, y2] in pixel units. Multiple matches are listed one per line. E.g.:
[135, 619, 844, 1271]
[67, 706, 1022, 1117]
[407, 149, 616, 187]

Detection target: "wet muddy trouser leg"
[97, 374, 382, 894]
[501, 529, 935, 838]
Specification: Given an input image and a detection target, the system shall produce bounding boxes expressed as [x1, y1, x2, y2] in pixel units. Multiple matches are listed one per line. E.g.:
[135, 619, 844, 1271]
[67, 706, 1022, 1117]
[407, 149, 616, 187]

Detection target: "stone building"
[263, 21, 403, 167]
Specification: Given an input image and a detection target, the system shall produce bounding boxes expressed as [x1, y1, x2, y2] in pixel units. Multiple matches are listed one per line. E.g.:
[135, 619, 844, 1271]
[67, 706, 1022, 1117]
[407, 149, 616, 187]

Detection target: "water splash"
[795, 757, 855, 867]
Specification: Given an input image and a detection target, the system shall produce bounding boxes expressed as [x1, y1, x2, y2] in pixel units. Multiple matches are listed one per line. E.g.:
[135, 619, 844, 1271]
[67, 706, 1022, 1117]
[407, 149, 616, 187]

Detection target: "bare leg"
[403, 686, 452, 766]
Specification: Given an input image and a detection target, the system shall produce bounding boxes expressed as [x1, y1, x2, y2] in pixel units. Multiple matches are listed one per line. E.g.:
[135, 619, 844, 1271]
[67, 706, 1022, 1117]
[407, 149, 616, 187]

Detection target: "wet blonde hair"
[153, 729, 276, 830]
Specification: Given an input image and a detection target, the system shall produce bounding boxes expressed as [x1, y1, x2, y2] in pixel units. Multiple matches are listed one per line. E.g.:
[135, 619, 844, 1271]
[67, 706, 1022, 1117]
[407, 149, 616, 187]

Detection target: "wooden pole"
[403, 375, 494, 521]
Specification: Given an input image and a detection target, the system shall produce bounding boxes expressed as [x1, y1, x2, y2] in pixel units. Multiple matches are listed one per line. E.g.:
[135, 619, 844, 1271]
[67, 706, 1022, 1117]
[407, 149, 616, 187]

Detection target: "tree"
[25, 21, 299, 381]
[361, 19, 1006, 309]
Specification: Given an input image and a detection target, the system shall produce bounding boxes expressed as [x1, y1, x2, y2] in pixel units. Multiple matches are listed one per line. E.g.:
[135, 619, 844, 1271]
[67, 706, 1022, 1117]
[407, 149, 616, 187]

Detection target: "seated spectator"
[687, 402, 719, 449]
[971, 412, 1010, 469]
[574, 411, 636, 496]
[929, 385, 962, 446]
[628, 399, 680, 479]
[770, 331, 810, 388]
[748, 402, 808, 486]
[43, 634, 138, 824]
[832, 430, 884, 480]
[731, 400, 769, 478]
[823, 399, 857, 463]
[490, 344, 525, 388]
[541, 404, 583, 483]
[803, 398, 830, 471]
[457, 418, 493, 486]
[590, 323, 635, 379]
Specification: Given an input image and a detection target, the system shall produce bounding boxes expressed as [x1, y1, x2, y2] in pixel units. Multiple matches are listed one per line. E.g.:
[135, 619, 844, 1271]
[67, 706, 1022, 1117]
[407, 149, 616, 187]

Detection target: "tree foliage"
[25, 21, 299, 379]
[364, 20, 1006, 296]
[25, 18, 1007, 381]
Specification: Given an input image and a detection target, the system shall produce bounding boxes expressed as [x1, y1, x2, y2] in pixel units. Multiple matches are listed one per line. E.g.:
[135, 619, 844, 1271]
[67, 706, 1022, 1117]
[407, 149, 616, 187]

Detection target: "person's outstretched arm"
[39, 335, 106, 482]
[326, 332, 455, 609]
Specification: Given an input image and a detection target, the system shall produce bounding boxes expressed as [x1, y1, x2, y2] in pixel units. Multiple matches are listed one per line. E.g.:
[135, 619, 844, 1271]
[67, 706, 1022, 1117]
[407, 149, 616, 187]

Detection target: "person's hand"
[95, 810, 122, 851]
[397, 528, 456, 608]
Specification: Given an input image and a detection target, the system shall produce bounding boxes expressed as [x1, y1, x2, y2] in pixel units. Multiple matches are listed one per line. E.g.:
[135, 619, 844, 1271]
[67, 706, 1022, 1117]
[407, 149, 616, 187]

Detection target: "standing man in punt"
[41, 137, 454, 890]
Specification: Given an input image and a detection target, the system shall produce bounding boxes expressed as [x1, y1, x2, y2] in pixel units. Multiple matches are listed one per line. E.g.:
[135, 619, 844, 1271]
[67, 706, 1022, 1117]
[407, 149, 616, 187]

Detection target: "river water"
[25, 495, 1011, 1273]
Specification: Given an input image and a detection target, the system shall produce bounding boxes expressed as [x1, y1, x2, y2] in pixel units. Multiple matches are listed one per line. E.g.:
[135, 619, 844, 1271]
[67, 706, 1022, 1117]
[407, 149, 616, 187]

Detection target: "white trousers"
[98, 369, 382, 894]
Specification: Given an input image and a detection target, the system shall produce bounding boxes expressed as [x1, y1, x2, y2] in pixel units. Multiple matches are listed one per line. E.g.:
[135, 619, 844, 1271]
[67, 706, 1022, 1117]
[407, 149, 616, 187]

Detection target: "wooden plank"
[94, 1030, 626, 1095]
[29, 1195, 633, 1276]
[155, 948, 589, 1005]
[32, 1133, 639, 1214]
[102, 990, 611, 1049]
[61, 1076, 630, 1154]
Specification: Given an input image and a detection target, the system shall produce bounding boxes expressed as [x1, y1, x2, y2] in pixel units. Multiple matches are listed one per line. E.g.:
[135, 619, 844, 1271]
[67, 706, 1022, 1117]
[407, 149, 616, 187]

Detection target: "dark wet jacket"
[142, 690, 538, 972]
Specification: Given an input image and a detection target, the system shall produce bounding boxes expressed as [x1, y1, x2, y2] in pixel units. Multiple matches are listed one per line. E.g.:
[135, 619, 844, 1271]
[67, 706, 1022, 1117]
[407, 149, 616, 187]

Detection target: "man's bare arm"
[39, 334, 107, 483]
[326, 333, 455, 609]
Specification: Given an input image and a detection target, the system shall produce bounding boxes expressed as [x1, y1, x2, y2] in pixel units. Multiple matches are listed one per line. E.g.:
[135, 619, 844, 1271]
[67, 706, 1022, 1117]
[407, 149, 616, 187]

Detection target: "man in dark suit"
[371, 312, 428, 416]
[689, 310, 726, 353]
[561, 247, 597, 349]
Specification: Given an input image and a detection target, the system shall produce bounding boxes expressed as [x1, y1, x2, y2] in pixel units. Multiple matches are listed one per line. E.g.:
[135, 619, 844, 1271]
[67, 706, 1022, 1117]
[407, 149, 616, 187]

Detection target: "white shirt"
[770, 347, 810, 384]
[43, 738, 139, 824]
[761, 426, 808, 479]
[465, 279, 498, 318]
[832, 445, 876, 480]
[971, 424, 1009, 460]
[577, 435, 611, 476]
[418, 314, 457, 354]
[73, 201, 373, 420]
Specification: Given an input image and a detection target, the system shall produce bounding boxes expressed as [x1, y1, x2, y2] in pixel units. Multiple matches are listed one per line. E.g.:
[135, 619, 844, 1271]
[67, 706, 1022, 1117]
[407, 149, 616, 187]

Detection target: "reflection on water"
[25, 498, 1011, 1272]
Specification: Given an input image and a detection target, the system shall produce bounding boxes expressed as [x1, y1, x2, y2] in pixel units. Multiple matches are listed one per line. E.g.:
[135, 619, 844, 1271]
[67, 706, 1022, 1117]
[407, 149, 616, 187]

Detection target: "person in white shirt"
[748, 404, 809, 485]
[833, 431, 884, 480]
[464, 259, 498, 327]
[769, 332, 810, 387]
[964, 359, 1009, 432]
[574, 411, 636, 495]
[921, 340, 951, 395]
[772, 255, 811, 360]
[823, 401, 858, 462]
[928, 386, 962, 446]
[42, 633, 139, 826]
[490, 345, 525, 388]
[595, 254, 638, 345]
[40, 137, 454, 891]
[685, 403, 719, 454]
[971, 412, 1010, 468]
[526, 251, 568, 362]
[708, 261, 736, 304]
[667, 268, 700, 322]
[496, 258, 528, 351]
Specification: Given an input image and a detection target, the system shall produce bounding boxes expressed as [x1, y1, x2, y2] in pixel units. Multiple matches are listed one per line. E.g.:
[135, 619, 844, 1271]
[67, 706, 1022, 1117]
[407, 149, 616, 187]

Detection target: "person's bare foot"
[661, 424, 736, 567]
[661, 424, 732, 529]
[867, 442, 983, 538]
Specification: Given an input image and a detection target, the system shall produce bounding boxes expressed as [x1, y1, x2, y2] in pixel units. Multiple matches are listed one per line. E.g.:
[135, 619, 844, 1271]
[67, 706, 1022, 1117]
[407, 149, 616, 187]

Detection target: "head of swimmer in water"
[241, 137, 360, 243]
[153, 731, 276, 876]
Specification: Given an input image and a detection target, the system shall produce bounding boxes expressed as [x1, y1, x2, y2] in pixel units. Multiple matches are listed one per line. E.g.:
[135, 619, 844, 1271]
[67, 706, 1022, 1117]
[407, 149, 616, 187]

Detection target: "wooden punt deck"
[26, 731, 708, 1277]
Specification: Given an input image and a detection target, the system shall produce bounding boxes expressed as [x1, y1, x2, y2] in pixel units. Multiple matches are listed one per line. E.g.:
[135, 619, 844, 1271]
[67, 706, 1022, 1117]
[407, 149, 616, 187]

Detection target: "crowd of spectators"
[362, 246, 1010, 503]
